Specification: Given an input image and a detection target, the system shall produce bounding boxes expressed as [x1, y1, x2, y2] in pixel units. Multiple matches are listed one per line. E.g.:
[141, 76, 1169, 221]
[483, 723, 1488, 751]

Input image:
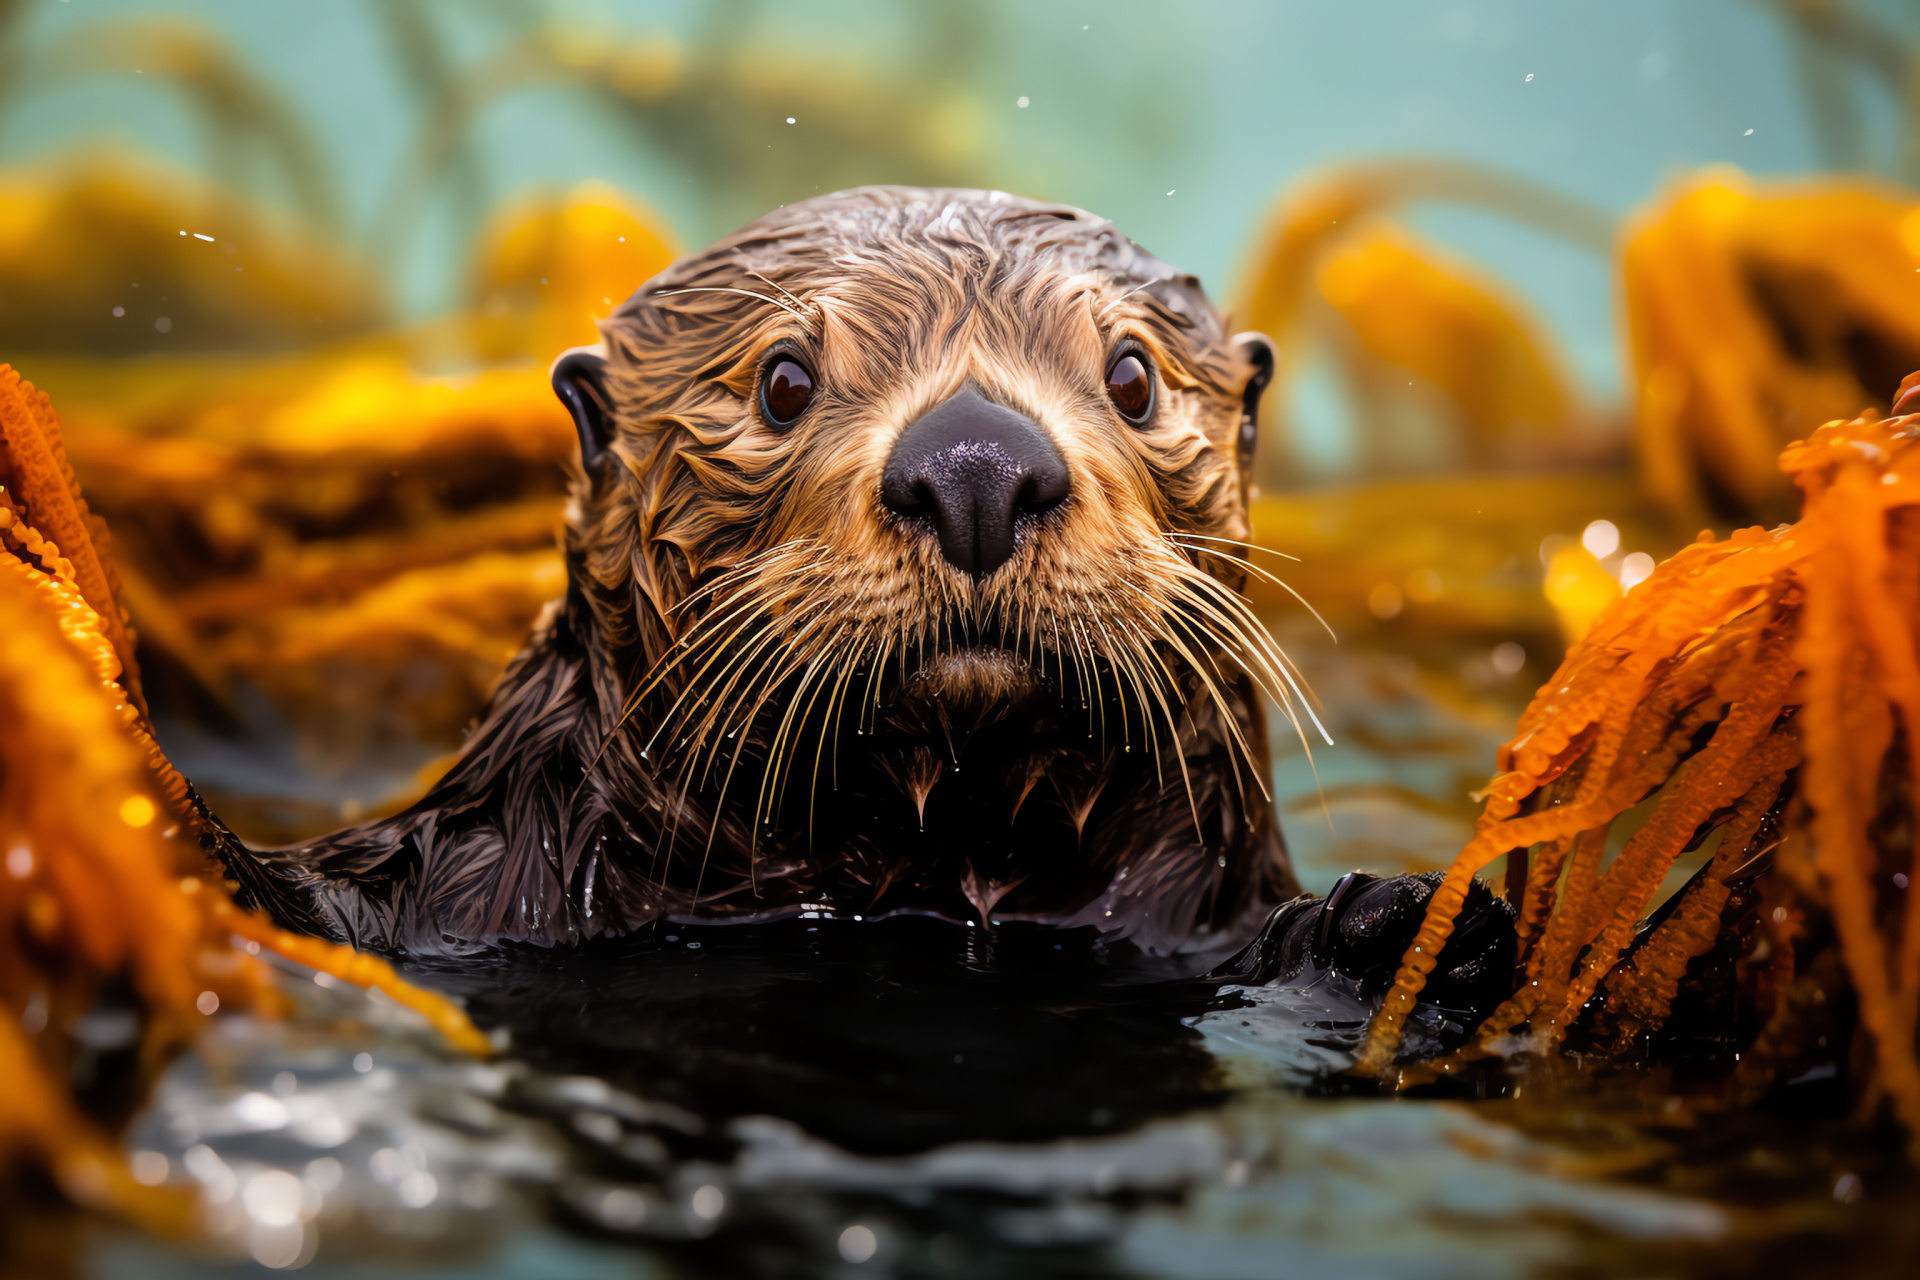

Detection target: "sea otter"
[217, 187, 1511, 999]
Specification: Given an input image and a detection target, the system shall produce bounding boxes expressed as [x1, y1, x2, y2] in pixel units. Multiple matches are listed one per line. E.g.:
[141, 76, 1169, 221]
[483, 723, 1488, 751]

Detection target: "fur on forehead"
[599, 186, 1234, 400]
[582, 186, 1254, 608]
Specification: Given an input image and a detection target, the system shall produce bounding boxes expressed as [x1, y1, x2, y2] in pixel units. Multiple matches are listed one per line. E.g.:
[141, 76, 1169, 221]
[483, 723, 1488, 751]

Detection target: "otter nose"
[880, 386, 1071, 578]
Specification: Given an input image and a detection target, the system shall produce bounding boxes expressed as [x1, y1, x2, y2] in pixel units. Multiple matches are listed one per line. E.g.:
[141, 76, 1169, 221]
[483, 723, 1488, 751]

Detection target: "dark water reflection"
[435, 918, 1240, 1157]
[89, 912, 1774, 1280]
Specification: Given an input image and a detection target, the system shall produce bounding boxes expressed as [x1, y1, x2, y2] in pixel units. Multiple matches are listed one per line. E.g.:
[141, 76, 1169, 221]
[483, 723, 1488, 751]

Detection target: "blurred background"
[5, 0, 1919, 891]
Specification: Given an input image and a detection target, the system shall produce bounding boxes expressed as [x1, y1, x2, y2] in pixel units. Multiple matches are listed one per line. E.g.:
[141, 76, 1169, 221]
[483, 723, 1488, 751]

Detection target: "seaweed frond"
[0, 366, 488, 1221]
[1356, 388, 1920, 1155]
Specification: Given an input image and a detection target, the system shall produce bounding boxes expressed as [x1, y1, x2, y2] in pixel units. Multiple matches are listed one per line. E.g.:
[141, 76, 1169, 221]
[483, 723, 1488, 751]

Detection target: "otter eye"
[760, 357, 815, 426]
[1106, 352, 1153, 423]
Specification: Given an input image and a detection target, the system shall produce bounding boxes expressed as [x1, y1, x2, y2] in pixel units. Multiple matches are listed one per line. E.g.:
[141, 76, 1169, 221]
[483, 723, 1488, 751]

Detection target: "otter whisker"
[655, 549, 831, 746]
[1111, 614, 1178, 771]
[1112, 614, 1205, 834]
[688, 621, 838, 896]
[1163, 574, 1334, 828]
[1164, 531, 1301, 562]
[639, 599, 786, 749]
[577, 602, 769, 805]
[1163, 534, 1300, 584]
[1070, 618, 1106, 750]
[1156, 608, 1269, 805]
[755, 647, 838, 835]
[746, 269, 813, 314]
[730, 612, 843, 811]
[697, 658, 804, 883]
[646, 561, 834, 870]
[685, 601, 842, 786]
[646, 612, 792, 774]
[824, 638, 870, 790]
[589, 539, 820, 776]
[1097, 279, 1156, 317]
[1089, 614, 1145, 764]
[664, 538, 811, 620]
[858, 632, 892, 738]
[677, 619, 790, 785]
[651, 286, 808, 321]
[808, 640, 868, 840]
[777, 633, 858, 824]
[1163, 534, 1336, 643]
[1082, 620, 1109, 750]
[1164, 560, 1331, 743]
[1153, 564, 1317, 756]
[1120, 580, 1267, 802]
[1158, 578, 1287, 705]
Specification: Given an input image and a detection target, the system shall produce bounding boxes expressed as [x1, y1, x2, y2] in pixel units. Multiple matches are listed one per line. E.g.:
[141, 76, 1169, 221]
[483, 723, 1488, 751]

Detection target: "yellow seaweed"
[467, 180, 680, 363]
[16, 184, 680, 808]
[1621, 169, 1920, 524]
[1315, 227, 1578, 465]
[0, 367, 488, 1222]
[0, 155, 379, 357]
[1234, 159, 1606, 480]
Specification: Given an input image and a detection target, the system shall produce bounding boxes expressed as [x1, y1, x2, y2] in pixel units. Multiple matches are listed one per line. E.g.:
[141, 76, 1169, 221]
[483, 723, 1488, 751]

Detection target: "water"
[77, 899, 1895, 1280]
[78, 931, 1590, 1274]
[75, 608, 1912, 1278]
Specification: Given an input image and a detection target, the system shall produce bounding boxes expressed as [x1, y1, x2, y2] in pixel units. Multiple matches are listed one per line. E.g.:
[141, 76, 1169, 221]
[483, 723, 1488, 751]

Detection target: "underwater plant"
[1357, 386, 1920, 1154]
[0, 366, 487, 1219]
[27, 183, 676, 834]
[1621, 170, 1920, 528]
[1233, 157, 1616, 487]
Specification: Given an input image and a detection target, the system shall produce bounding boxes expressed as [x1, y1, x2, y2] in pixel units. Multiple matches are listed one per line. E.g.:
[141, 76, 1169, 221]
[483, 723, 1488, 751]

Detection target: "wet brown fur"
[226, 188, 1308, 958]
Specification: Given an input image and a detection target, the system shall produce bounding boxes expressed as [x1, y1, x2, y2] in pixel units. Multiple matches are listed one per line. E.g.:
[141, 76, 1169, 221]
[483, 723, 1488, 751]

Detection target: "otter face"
[550, 188, 1309, 944]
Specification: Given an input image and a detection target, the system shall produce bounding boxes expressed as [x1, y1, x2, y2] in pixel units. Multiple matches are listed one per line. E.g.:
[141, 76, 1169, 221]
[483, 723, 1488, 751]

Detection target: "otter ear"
[1230, 332, 1277, 469]
[551, 344, 614, 468]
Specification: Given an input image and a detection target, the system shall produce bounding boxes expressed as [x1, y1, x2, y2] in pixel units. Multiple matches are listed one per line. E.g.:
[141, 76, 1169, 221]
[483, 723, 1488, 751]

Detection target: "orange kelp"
[1355, 391, 1920, 1152]
[28, 185, 675, 822]
[0, 366, 487, 1222]
[467, 179, 680, 362]
[1234, 159, 1609, 481]
[1621, 169, 1920, 526]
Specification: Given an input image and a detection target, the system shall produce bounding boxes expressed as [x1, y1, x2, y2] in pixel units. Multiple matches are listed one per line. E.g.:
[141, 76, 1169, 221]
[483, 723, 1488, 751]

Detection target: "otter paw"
[1215, 871, 1517, 1058]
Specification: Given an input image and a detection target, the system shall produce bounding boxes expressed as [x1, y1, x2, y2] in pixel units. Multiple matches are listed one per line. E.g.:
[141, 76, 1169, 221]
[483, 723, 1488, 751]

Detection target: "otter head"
[547, 187, 1305, 950]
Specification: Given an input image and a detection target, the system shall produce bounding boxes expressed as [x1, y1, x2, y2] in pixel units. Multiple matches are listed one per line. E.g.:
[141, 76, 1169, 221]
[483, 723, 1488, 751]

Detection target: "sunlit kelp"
[466, 180, 679, 362]
[1233, 158, 1617, 486]
[0, 366, 487, 1223]
[1621, 170, 1920, 527]
[17, 185, 673, 830]
[1243, 472, 1657, 645]
[0, 154, 381, 356]
[1355, 394, 1920, 1155]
